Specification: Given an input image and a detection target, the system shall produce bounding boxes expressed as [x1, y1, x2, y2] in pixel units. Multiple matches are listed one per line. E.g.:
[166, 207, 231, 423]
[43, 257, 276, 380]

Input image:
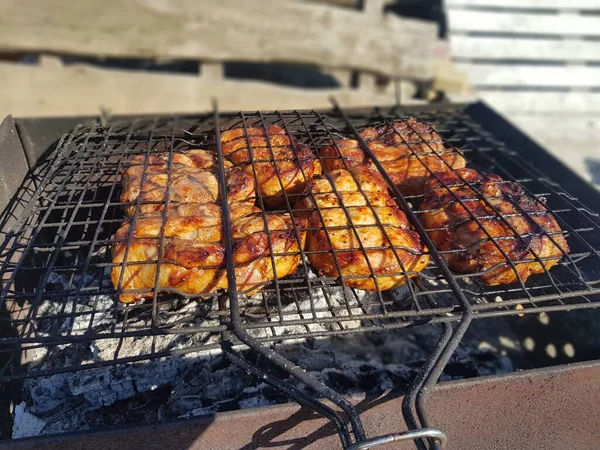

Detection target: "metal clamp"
[346, 428, 447, 450]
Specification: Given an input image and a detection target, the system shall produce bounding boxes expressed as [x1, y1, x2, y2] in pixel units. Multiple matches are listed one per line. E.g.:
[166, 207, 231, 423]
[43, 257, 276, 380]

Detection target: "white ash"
[15, 320, 518, 439]
[38, 264, 115, 336]
[177, 407, 212, 419]
[243, 285, 368, 340]
[11, 403, 47, 439]
[13, 266, 521, 440]
[237, 394, 275, 410]
[37, 293, 114, 334]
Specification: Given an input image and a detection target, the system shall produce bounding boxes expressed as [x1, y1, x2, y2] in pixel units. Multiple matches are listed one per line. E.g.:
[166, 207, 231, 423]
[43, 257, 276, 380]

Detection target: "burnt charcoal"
[326, 372, 356, 391]
[356, 370, 380, 392]
[443, 361, 480, 379]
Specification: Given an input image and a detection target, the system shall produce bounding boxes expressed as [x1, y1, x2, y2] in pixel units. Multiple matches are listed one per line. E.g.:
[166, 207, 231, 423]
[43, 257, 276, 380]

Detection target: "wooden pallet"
[0, 0, 440, 117]
[446, 0, 600, 188]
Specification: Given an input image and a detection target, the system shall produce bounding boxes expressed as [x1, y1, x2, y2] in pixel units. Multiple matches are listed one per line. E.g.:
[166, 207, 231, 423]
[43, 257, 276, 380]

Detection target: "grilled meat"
[296, 165, 429, 291]
[113, 148, 306, 303]
[295, 165, 395, 217]
[112, 203, 306, 303]
[320, 118, 466, 195]
[419, 168, 569, 285]
[221, 124, 322, 206]
[120, 150, 255, 215]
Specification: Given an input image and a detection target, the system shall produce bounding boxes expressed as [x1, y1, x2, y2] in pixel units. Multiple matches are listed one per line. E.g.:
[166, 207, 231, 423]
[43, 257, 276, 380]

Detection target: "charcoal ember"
[26, 375, 72, 416]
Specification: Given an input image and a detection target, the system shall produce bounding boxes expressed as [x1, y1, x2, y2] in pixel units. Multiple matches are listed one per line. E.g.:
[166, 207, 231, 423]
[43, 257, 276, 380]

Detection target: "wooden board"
[0, 62, 402, 119]
[445, 1, 600, 190]
[0, 0, 438, 80]
[302, 0, 361, 7]
[455, 64, 600, 88]
[448, 9, 600, 36]
[446, 0, 600, 9]
[451, 35, 600, 63]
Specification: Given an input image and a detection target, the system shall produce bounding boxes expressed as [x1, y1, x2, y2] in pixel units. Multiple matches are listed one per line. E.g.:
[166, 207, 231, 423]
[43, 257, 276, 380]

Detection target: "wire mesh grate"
[2, 106, 600, 381]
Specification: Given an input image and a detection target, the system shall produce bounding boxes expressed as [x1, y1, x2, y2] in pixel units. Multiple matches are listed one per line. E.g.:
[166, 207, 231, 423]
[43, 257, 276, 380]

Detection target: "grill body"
[1, 102, 600, 449]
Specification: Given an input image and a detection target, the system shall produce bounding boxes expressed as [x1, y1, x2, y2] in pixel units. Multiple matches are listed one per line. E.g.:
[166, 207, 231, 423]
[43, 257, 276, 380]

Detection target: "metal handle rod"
[402, 323, 453, 449]
[346, 429, 447, 450]
[222, 340, 353, 443]
[330, 97, 474, 450]
[212, 99, 365, 447]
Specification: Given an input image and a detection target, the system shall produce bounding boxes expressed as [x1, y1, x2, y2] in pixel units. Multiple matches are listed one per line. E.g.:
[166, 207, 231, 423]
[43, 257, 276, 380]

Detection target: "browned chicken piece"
[419, 168, 569, 285]
[112, 203, 306, 303]
[295, 165, 394, 218]
[296, 165, 429, 291]
[120, 150, 255, 215]
[229, 211, 307, 292]
[221, 124, 322, 206]
[320, 118, 466, 196]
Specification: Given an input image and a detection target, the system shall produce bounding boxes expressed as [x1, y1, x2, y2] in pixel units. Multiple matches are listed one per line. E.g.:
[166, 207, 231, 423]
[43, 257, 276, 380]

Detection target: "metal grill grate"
[2, 106, 600, 386]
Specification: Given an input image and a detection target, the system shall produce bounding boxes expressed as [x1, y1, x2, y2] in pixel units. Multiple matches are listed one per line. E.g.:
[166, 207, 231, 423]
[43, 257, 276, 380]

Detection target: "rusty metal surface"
[429, 361, 600, 450]
[3, 360, 599, 450]
[0, 116, 29, 215]
[0, 115, 30, 440]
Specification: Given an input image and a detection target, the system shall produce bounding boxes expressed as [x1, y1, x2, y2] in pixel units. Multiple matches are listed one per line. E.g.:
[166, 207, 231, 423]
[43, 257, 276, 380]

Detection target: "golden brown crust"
[295, 191, 396, 219]
[111, 238, 226, 303]
[232, 214, 307, 293]
[113, 146, 306, 303]
[320, 118, 466, 196]
[221, 125, 322, 206]
[120, 150, 255, 215]
[296, 166, 429, 291]
[419, 168, 569, 285]
[112, 202, 306, 303]
[294, 165, 393, 218]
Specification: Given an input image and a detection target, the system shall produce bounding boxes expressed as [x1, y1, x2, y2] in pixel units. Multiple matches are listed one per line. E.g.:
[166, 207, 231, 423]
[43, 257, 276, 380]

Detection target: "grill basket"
[2, 103, 600, 449]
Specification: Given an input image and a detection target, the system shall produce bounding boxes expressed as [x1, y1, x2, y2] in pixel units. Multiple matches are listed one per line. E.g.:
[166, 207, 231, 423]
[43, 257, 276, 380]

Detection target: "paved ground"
[508, 116, 600, 189]
[506, 116, 600, 190]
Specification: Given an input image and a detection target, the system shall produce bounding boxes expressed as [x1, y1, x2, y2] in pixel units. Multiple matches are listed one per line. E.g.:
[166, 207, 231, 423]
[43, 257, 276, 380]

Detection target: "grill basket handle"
[345, 428, 447, 450]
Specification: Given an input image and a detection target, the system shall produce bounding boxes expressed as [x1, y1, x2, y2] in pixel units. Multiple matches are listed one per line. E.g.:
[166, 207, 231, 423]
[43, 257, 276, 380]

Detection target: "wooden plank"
[363, 0, 391, 15]
[446, 0, 600, 10]
[301, 0, 361, 8]
[201, 62, 223, 81]
[450, 35, 600, 62]
[358, 72, 377, 91]
[38, 54, 64, 69]
[0, 0, 438, 80]
[432, 59, 471, 94]
[0, 62, 397, 118]
[455, 63, 600, 88]
[448, 10, 600, 36]
[477, 92, 600, 114]
[398, 80, 418, 100]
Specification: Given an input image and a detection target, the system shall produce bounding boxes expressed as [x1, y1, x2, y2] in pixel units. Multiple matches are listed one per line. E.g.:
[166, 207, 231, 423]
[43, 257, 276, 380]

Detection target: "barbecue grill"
[1, 101, 600, 449]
